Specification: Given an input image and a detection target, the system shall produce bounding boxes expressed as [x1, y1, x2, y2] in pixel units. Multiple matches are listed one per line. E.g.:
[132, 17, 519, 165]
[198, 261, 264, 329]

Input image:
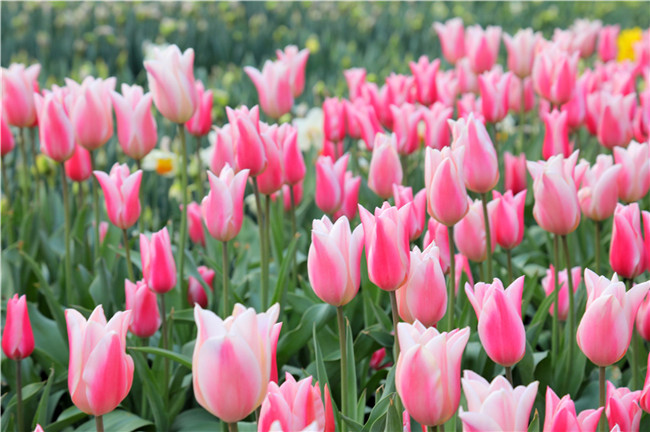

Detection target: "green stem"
[599, 366, 606, 432]
[594, 221, 601, 275]
[337, 306, 348, 432]
[505, 365, 513, 385]
[390, 290, 401, 359]
[633, 328, 641, 390]
[2, 157, 14, 247]
[506, 248, 513, 285]
[61, 165, 72, 305]
[16, 359, 24, 432]
[160, 293, 169, 406]
[478, 261, 485, 282]
[18, 128, 29, 212]
[95, 415, 104, 432]
[517, 92, 525, 154]
[27, 127, 41, 199]
[136, 158, 145, 235]
[90, 151, 101, 264]
[195, 135, 205, 198]
[177, 124, 188, 292]
[122, 229, 135, 281]
[561, 235, 576, 368]
[480, 193, 493, 280]
[289, 186, 298, 302]
[447, 225, 456, 330]
[252, 178, 269, 309]
[552, 235, 560, 368]
[227, 422, 238, 432]
[221, 241, 229, 317]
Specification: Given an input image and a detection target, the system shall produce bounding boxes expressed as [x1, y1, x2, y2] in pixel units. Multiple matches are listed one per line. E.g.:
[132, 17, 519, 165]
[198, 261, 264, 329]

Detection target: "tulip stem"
[26, 127, 42, 199]
[1, 157, 14, 247]
[480, 193, 493, 280]
[195, 135, 205, 198]
[61, 165, 73, 305]
[16, 359, 24, 432]
[122, 229, 135, 281]
[221, 241, 229, 317]
[160, 293, 169, 404]
[289, 187, 298, 299]
[551, 235, 560, 368]
[135, 158, 145, 235]
[561, 235, 576, 368]
[227, 422, 238, 432]
[90, 151, 101, 264]
[252, 178, 269, 309]
[177, 124, 189, 293]
[599, 366, 606, 432]
[447, 225, 456, 330]
[337, 306, 348, 431]
[505, 366, 513, 385]
[95, 415, 104, 432]
[18, 127, 29, 212]
[626, 278, 641, 389]
[390, 291, 401, 360]
[517, 93, 525, 154]
[506, 249, 513, 285]
[594, 220, 601, 274]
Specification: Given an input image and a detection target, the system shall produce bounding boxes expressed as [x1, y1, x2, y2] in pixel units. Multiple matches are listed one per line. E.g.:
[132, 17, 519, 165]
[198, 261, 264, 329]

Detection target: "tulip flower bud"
[65, 76, 115, 151]
[454, 198, 495, 263]
[209, 124, 236, 175]
[2, 294, 34, 360]
[478, 68, 512, 124]
[183, 202, 206, 247]
[257, 127, 284, 196]
[344, 68, 366, 101]
[542, 265, 582, 321]
[333, 172, 361, 221]
[598, 25, 619, 62]
[488, 190, 527, 250]
[503, 28, 541, 78]
[278, 124, 305, 186]
[578, 155, 621, 221]
[609, 203, 646, 280]
[276, 45, 309, 98]
[422, 217, 450, 273]
[323, 97, 346, 143]
[34, 92, 75, 162]
[542, 109, 572, 160]
[125, 279, 162, 338]
[94, 163, 143, 230]
[185, 80, 213, 137]
[394, 185, 426, 241]
[140, 227, 177, 294]
[227, 105, 267, 177]
[245, 60, 293, 119]
[409, 56, 440, 105]
[424, 146, 469, 226]
[1, 63, 41, 127]
[508, 76, 535, 114]
[390, 104, 422, 155]
[465, 25, 502, 74]
[315, 154, 348, 215]
[111, 84, 158, 161]
[450, 114, 499, 193]
[532, 45, 579, 106]
[614, 140, 650, 203]
[201, 165, 249, 242]
[422, 102, 453, 150]
[187, 266, 216, 309]
[433, 18, 465, 65]
[368, 133, 403, 199]
[64, 145, 92, 182]
[504, 152, 528, 195]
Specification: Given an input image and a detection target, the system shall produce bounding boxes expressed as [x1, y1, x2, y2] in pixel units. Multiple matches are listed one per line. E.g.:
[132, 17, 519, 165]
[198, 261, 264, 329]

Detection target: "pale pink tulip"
[542, 265, 582, 321]
[202, 165, 249, 242]
[185, 80, 213, 136]
[323, 97, 346, 143]
[457, 93, 483, 121]
[561, 75, 587, 130]
[111, 84, 158, 161]
[125, 279, 161, 338]
[187, 266, 216, 309]
[606, 382, 642, 432]
[33, 92, 75, 162]
[594, 91, 636, 149]
[410, 56, 440, 105]
[344, 68, 366, 101]
[226, 105, 267, 176]
[1, 63, 40, 127]
[422, 217, 450, 273]
[390, 103, 421, 155]
[436, 70, 459, 107]
[368, 133, 403, 198]
[465, 25, 502, 74]
[614, 141, 650, 203]
[503, 28, 541, 78]
[598, 25, 620, 62]
[276, 45, 309, 98]
[636, 291, 650, 342]
[315, 154, 348, 215]
[456, 58, 479, 94]
[393, 185, 426, 241]
[542, 109, 572, 160]
[183, 202, 206, 246]
[578, 155, 622, 221]
[454, 198, 495, 263]
[422, 102, 453, 150]
[245, 61, 293, 119]
[508, 76, 535, 113]
[210, 124, 236, 175]
[433, 18, 465, 65]
[479, 68, 512, 123]
[64, 144, 92, 182]
[65, 76, 115, 151]
[571, 19, 602, 58]
[333, 172, 361, 221]
[544, 387, 603, 432]
[504, 152, 528, 195]
[532, 45, 580, 106]
[94, 163, 143, 230]
[633, 89, 649, 143]
[450, 114, 499, 193]
[257, 125, 284, 195]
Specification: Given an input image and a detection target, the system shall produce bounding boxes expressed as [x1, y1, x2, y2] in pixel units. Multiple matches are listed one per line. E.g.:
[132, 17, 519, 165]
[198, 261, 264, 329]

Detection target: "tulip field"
[3, 2, 650, 432]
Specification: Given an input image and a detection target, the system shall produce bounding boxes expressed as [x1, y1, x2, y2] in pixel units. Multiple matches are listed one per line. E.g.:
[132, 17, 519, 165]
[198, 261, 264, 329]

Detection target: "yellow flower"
[617, 27, 643, 62]
[141, 136, 179, 177]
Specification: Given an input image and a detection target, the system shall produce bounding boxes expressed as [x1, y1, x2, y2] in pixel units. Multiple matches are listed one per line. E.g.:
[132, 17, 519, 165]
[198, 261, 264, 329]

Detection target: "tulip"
[64, 144, 92, 182]
[184, 201, 206, 247]
[368, 133, 403, 199]
[257, 126, 284, 195]
[455, 254, 475, 292]
[606, 382, 642, 432]
[323, 97, 346, 143]
[187, 266, 216, 309]
[423, 217, 450, 273]
[65, 76, 115, 151]
[424, 146, 469, 226]
[1, 63, 40, 127]
[65, 305, 134, 416]
[2, 294, 34, 360]
[454, 198, 495, 263]
[578, 155, 622, 221]
[633, 89, 649, 143]
[33, 92, 75, 162]
[192, 303, 281, 423]
[503, 28, 541, 78]
[144, 44, 197, 124]
[409, 56, 440, 105]
[543, 387, 603, 432]
[542, 265, 582, 321]
[456, 93, 483, 121]
[644, 210, 650, 274]
[333, 172, 361, 221]
[201, 165, 250, 242]
[488, 190, 527, 250]
[614, 141, 650, 203]
[390, 103, 422, 155]
[245, 60, 293, 119]
[1, 115, 15, 157]
[350, 100, 383, 150]
[315, 154, 348, 215]
[478, 68, 512, 124]
[532, 45, 580, 106]
[636, 292, 650, 342]
[125, 279, 161, 338]
[640, 355, 650, 413]
[94, 163, 143, 230]
[433, 18, 465, 65]
[369, 348, 392, 371]
[571, 19, 602, 58]
[436, 70, 460, 108]
[542, 109, 572, 160]
[465, 25, 501, 74]
[504, 151, 528, 194]
[393, 185, 426, 241]
[609, 203, 646, 280]
[140, 227, 177, 294]
[226, 105, 267, 177]
[210, 124, 236, 174]
[258, 373, 335, 432]
[594, 91, 636, 149]
[396, 244, 447, 327]
[598, 25, 620, 62]
[466, 277, 526, 367]
[459, 370, 539, 432]
[577, 270, 649, 367]
[276, 45, 309, 98]
[456, 58, 479, 94]
[422, 102, 453, 150]
[185, 80, 213, 136]
[384, 73, 415, 111]
[561, 75, 587, 130]
[508, 76, 535, 114]
[344, 67, 366, 101]
[111, 84, 158, 161]
[395, 322, 470, 426]
[277, 182, 303, 213]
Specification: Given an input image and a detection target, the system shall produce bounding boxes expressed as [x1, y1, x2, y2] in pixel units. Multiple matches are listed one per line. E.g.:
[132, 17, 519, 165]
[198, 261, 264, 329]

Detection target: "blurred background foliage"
[2, 1, 649, 123]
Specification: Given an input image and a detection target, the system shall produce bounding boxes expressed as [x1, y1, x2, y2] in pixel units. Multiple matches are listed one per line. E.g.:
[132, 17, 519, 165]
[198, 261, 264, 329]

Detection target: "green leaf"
[345, 316, 359, 422]
[74, 410, 153, 432]
[383, 395, 402, 432]
[277, 303, 335, 365]
[46, 406, 87, 432]
[131, 350, 169, 431]
[33, 368, 55, 429]
[171, 408, 220, 432]
[128, 346, 192, 369]
[528, 409, 540, 432]
[270, 232, 301, 306]
[360, 392, 392, 432]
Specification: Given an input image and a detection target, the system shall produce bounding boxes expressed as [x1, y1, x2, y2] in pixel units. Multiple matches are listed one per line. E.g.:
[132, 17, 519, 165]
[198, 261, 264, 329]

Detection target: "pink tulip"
[276, 181, 303, 213]
[479, 68, 512, 123]
[436, 70, 460, 107]
[144, 44, 197, 124]
[577, 270, 649, 366]
[359, 202, 411, 291]
[455, 254, 475, 291]
[185, 80, 213, 136]
[561, 75, 587, 130]
[210, 124, 236, 175]
[542, 265, 582, 321]
[614, 141, 650, 203]
[273, 124, 304, 186]
[370, 348, 391, 370]
[192, 303, 281, 423]
[276, 45, 309, 98]
[111, 84, 158, 161]
[64, 144, 92, 182]
[257, 126, 284, 195]
[465, 25, 502, 74]
[125, 279, 161, 338]
[245, 61, 293, 119]
[459, 370, 538, 432]
[34, 425, 44, 432]
[390, 103, 422, 155]
[323, 97, 346, 143]
[226, 105, 267, 177]
[424, 146, 469, 226]
[488, 190, 527, 250]
[1, 63, 40, 127]
[409, 56, 440, 105]
[456, 93, 483, 121]
[598, 25, 620, 62]
[542, 109, 572, 160]
[466, 277, 526, 367]
[65, 77, 115, 151]
[396, 244, 447, 327]
[333, 172, 361, 221]
[394, 185, 426, 241]
[344, 68, 366, 101]
[94, 163, 142, 230]
[368, 133, 403, 198]
[349, 100, 383, 150]
[65, 305, 134, 416]
[395, 322, 470, 426]
[433, 18, 465, 65]
[606, 382, 642, 432]
[183, 202, 206, 246]
[33, 92, 75, 162]
[633, 89, 649, 143]
[644, 210, 650, 274]
[140, 227, 177, 294]
[307, 215, 364, 307]
[636, 291, 650, 342]
[610, 203, 646, 279]
[595, 91, 636, 149]
[578, 155, 622, 221]
[508, 76, 535, 114]
[2, 294, 34, 360]
[454, 198, 495, 263]
[641, 355, 650, 413]
[423, 217, 450, 273]
[504, 152, 528, 194]
[544, 387, 603, 432]
[202, 165, 249, 242]
[422, 102, 453, 150]
[503, 29, 541, 78]
[527, 154, 581, 236]
[315, 154, 348, 215]
[1, 115, 15, 156]
[321, 138, 344, 160]
[187, 266, 216, 309]
[385, 73, 416, 111]
[456, 58, 479, 94]
[532, 45, 580, 106]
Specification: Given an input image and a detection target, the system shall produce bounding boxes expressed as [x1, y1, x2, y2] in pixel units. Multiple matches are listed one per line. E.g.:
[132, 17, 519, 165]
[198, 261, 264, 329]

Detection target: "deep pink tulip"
[422, 102, 453, 150]
[1, 115, 15, 156]
[368, 133, 403, 198]
[614, 141, 650, 203]
[396, 244, 447, 327]
[409, 56, 440, 105]
[276, 45, 309, 98]
[183, 202, 205, 246]
[33, 92, 75, 162]
[185, 80, 213, 136]
[544, 387, 603, 432]
[395, 322, 470, 426]
[257, 126, 284, 195]
[192, 303, 281, 423]
[641, 355, 650, 413]
[391, 103, 421, 155]
[578, 155, 622, 221]
[459, 370, 538, 432]
[245, 61, 293, 119]
[466, 277, 526, 367]
[433, 18, 465, 65]
[210, 124, 236, 175]
[315, 154, 348, 215]
[226, 105, 267, 177]
[423, 217, 450, 273]
[455, 198, 495, 263]
[359, 203, 411, 291]
[488, 190, 527, 250]
[144, 44, 197, 124]
[333, 172, 361, 221]
[323, 97, 346, 143]
[344, 68, 366, 101]
[369, 348, 391, 371]
[394, 185, 426, 241]
[424, 146, 469, 226]
[609, 203, 646, 279]
[503, 28, 541, 78]
[140, 227, 177, 294]
[65, 77, 115, 151]
[202, 165, 249, 242]
[436, 70, 460, 108]
[64, 144, 92, 182]
[94, 163, 142, 230]
[1, 63, 40, 127]
[111, 84, 158, 161]
[2, 294, 34, 360]
[594, 91, 636, 149]
[65, 305, 134, 416]
[542, 265, 582, 321]
[125, 279, 161, 338]
[307, 215, 364, 307]
[532, 45, 580, 106]
[504, 152, 528, 195]
[577, 270, 649, 367]
[508, 76, 535, 114]
[479, 68, 512, 123]
[636, 291, 650, 342]
[465, 25, 502, 74]
[542, 109, 571, 160]
[358, 82, 392, 130]
[349, 100, 383, 150]
[606, 382, 642, 432]
[187, 266, 216, 309]
[598, 25, 620, 62]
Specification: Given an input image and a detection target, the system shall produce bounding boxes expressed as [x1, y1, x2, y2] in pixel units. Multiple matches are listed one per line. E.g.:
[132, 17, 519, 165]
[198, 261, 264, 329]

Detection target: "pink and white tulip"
[94, 163, 143, 230]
